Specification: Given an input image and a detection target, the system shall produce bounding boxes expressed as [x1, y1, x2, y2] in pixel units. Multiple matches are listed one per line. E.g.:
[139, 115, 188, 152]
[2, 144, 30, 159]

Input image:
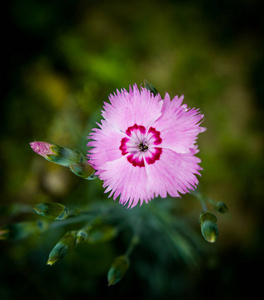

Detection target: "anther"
[138, 142, 148, 152]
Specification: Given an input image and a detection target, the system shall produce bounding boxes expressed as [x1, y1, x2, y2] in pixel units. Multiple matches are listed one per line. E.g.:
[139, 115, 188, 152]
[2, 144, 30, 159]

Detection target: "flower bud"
[30, 141, 84, 167]
[33, 202, 69, 220]
[76, 224, 93, 244]
[214, 202, 229, 214]
[86, 225, 118, 244]
[144, 80, 159, 96]
[76, 229, 89, 244]
[107, 255, 130, 286]
[0, 220, 49, 240]
[69, 162, 96, 180]
[199, 211, 218, 243]
[47, 231, 76, 266]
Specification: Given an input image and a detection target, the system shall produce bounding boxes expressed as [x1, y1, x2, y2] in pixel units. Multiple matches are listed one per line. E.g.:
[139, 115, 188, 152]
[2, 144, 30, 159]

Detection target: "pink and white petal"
[145, 148, 202, 199]
[87, 125, 125, 167]
[98, 156, 154, 208]
[101, 84, 163, 132]
[152, 94, 206, 153]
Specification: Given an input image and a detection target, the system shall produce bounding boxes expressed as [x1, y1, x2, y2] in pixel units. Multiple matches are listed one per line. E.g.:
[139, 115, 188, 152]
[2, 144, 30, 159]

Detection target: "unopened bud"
[214, 202, 228, 214]
[47, 231, 76, 266]
[0, 220, 48, 240]
[33, 202, 69, 220]
[107, 255, 130, 286]
[76, 229, 89, 244]
[76, 224, 93, 244]
[87, 225, 118, 244]
[199, 211, 218, 243]
[69, 162, 96, 180]
[144, 80, 159, 96]
[30, 141, 84, 167]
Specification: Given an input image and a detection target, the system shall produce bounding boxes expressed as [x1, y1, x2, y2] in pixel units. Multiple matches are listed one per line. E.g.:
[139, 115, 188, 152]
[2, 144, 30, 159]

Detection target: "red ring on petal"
[119, 137, 129, 155]
[120, 124, 163, 168]
[148, 127, 162, 145]
[126, 124, 146, 136]
[145, 147, 162, 165]
[127, 155, 145, 167]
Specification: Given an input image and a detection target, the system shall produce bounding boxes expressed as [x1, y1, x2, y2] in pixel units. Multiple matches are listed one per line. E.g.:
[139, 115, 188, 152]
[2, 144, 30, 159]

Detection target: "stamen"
[138, 142, 148, 152]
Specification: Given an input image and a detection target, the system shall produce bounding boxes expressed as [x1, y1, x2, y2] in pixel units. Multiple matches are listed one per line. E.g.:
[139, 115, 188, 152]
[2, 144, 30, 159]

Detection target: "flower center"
[138, 142, 148, 152]
[119, 124, 162, 167]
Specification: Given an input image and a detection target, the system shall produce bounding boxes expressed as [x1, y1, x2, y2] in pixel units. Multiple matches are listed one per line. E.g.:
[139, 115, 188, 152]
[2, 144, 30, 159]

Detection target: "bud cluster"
[191, 189, 229, 243]
[30, 142, 96, 180]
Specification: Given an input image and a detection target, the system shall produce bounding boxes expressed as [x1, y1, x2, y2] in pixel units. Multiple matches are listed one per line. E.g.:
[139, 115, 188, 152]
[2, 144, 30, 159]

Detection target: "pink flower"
[30, 141, 54, 157]
[88, 84, 206, 208]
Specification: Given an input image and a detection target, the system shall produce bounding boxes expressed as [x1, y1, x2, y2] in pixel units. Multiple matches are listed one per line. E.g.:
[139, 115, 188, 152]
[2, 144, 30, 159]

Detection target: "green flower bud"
[86, 225, 118, 244]
[76, 219, 103, 244]
[48, 146, 84, 167]
[107, 256, 130, 286]
[76, 229, 89, 244]
[33, 202, 69, 220]
[76, 224, 93, 244]
[69, 162, 96, 180]
[214, 202, 229, 214]
[199, 211, 218, 243]
[30, 142, 84, 167]
[0, 220, 49, 240]
[144, 80, 159, 96]
[47, 231, 76, 266]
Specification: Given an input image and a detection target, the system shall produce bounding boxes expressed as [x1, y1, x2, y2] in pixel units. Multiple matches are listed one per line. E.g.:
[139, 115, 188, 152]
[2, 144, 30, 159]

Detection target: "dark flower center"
[138, 142, 148, 152]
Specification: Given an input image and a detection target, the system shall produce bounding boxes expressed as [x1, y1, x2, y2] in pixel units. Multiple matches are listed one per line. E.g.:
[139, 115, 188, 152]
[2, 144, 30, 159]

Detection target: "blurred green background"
[1, 0, 264, 299]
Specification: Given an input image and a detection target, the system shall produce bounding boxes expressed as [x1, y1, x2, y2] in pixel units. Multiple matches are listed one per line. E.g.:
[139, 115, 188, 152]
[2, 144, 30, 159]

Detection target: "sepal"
[33, 202, 69, 220]
[199, 211, 218, 243]
[69, 162, 96, 180]
[107, 255, 130, 286]
[144, 80, 159, 96]
[30, 141, 84, 167]
[0, 220, 49, 240]
[214, 202, 229, 214]
[47, 231, 77, 266]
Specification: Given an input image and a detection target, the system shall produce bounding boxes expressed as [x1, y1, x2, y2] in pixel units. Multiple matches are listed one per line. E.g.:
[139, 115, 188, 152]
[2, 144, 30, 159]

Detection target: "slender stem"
[191, 189, 207, 211]
[49, 214, 94, 229]
[125, 235, 139, 257]
[205, 197, 216, 206]
[124, 218, 141, 257]
[199, 198, 207, 211]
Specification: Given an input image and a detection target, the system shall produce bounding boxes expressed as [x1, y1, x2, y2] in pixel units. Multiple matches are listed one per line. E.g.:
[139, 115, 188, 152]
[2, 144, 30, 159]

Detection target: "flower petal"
[152, 93, 206, 154]
[145, 148, 202, 198]
[101, 84, 163, 132]
[98, 156, 154, 208]
[88, 125, 124, 168]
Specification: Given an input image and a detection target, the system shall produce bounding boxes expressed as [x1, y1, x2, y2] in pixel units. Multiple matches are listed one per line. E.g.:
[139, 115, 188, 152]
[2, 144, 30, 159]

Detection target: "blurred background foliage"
[1, 0, 264, 299]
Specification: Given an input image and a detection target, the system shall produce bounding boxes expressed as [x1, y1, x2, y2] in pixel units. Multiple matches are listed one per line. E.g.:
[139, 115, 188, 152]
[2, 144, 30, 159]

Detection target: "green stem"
[125, 234, 139, 257]
[191, 190, 207, 211]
